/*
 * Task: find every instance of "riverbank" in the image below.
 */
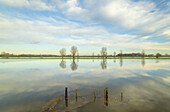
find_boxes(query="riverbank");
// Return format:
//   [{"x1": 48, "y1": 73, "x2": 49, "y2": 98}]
[{"x1": 0, "y1": 57, "x2": 170, "y2": 59}]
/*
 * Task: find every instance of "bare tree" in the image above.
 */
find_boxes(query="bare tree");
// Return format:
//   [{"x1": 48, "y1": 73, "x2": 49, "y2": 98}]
[
  {"x1": 77, "y1": 52, "x2": 79, "y2": 58},
  {"x1": 101, "y1": 47, "x2": 107, "y2": 59},
  {"x1": 1, "y1": 52, "x2": 9, "y2": 59},
  {"x1": 156, "y1": 53, "x2": 161, "y2": 58},
  {"x1": 92, "y1": 52, "x2": 94, "y2": 59},
  {"x1": 113, "y1": 52, "x2": 116, "y2": 58},
  {"x1": 120, "y1": 50, "x2": 123, "y2": 59},
  {"x1": 132, "y1": 53, "x2": 134, "y2": 58},
  {"x1": 60, "y1": 48, "x2": 66, "y2": 59},
  {"x1": 141, "y1": 50, "x2": 145, "y2": 59},
  {"x1": 70, "y1": 46, "x2": 78, "y2": 59}
]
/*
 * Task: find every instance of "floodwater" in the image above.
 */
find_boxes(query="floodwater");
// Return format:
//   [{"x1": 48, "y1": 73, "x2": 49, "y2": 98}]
[{"x1": 0, "y1": 59, "x2": 170, "y2": 112}]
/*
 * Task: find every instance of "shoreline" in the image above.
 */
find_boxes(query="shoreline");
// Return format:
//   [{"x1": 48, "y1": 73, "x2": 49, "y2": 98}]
[{"x1": 0, "y1": 57, "x2": 170, "y2": 59}]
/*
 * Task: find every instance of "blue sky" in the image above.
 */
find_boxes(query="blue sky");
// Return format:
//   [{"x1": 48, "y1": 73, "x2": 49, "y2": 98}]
[{"x1": 0, "y1": 0, "x2": 169, "y2": 55}]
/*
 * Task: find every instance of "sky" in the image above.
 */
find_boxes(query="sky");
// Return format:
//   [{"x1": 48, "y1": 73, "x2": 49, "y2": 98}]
[{"x1": 0, "y1": 0, "x2": 169, "y2": 55}]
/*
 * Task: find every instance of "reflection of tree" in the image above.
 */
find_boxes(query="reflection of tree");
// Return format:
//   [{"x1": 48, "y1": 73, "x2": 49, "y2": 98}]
[
  {"x1": 101, "y1": 59, "x2": 107, "y2": 69},
  {"x1": 70, "y1": 59, "x2": 78, "y2": 71},
  {"x1": 141, "y1": 58, "x2": 145, "y2": 67},
  {"x1": 114, "y1": 59, "x2": 116, "y2": 63},
  {"x1": 120, "y1": 58, "x2": 123, "y2": 67},
  {"x1": 59, "y1": 59, "x2": 66, "y2": 69}
]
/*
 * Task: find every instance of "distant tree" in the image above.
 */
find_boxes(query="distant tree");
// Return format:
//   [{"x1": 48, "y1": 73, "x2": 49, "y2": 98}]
[
  {"x1": 101, "y1": 47, "x2": 107, "y2": 59},
  {"x1": 114, "y1": 52, "x2": 116, "y2": 58},
  {"x1": 132, "y1": 53, "x2": 134, "y2": 58},
  {"x1": 70, "y1": 46, "x2": 78, "y2": 59},
  {"x1": 156, "y1": 53, "x2": 161, "y2": 58},
  {"x1": 92, "y1": 52, "x2": 94, "y2": 58},
  {"x1": 141, "y1": 50, "x2": 145, "y2": 59},
  {"x1": 60, "y1": 48, "x2": 66, "y2": 59},
  {"x1": 1, "y1": 52, "x2": 9, "y2": 59},
  {"x1": 120, "y1": 50, "x2": 123, "y2": 58},
  {"x1": 77, "y1": 52, "x2": 79, "y2": 58}
]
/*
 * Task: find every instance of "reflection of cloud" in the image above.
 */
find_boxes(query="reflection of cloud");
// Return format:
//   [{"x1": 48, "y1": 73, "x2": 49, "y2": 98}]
[
  {"x1": 0, "y1": 59, "x2": 169, "y2": 99},
  {"x1": 162, "y1": 76, "x2": 170, "y2": 83}
]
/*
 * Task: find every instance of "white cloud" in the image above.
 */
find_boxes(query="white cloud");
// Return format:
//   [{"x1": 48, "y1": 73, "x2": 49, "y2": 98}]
[
  {"x1": 0, "y1": 0, "x2": 56, "y2": 11},
  {"x1": 0, "y1": 0, "x2": 169, "y2": 53}
]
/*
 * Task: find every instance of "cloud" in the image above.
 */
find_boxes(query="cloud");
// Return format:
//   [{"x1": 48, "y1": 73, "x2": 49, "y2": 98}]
[
  {"x1": 0, "y1": 0, "x2": 169, "y2": 53},
  {"x1": 0, "y1": 0, "x2": 56, "y2": 11}
]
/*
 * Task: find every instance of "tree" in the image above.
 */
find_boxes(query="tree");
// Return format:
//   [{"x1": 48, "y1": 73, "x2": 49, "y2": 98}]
[
  {"x1": 156, "y1": 53, "x2": 161, "y2": 58},
  {"x1": 60, "y1": 48, "x2": 66, "y2": 59},
  {"x1": 1, "y1": 52, "x2": 9, "y2": 59},
  {"x1": 120, "y1": 50, "x2": 123, "y2": 58},
  {"x1": 141, "y1": 50, "x2": 145, "y2": 59},
  {"x1": 101, "y1": 47, "x2": 107, "y2": 59},
  {"x1": 70, "y1": 46, "x2": 78, "y2": 59},
  {"x1": 113, "y1": 52, "x2": 116, "y2": 58}
]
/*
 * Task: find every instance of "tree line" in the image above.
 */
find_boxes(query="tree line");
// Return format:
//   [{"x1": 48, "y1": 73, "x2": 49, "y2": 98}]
[{"x1": 59, "y1": 46, "x2": 162, "y2": 59}]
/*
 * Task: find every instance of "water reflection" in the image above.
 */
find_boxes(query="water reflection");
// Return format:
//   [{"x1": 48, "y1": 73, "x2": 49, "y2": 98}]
[
  {"x1": 76, "y1": 89, "x2": 78, "y2": 103},
  {"x1": 141, "y1": 58, "x2": 145, "y2": 67},
  {"x1": 114, "y1": 59, "x2": 116, "y2": 63},
  {"x1": 0, "y1": 59, "x2": 170, "y2": 112},
  {"x1": 101, "y1": 59, "x2": 107, "y2": 69},
  {"x1": 120, "y1": 58, "x2": 123, "y2": 67},
  {"x1": 70, "y1": 59, "x2": 78, "y2": 71},
  {"x1": 121, "y1": 92, "x2": 123, "y2": 102},
  {"x1": 59, "y1": 59, "x2": 66, "y2": 69},
  {"x1": 57, "y1": 59, "x2": 164, "y2": 70}
]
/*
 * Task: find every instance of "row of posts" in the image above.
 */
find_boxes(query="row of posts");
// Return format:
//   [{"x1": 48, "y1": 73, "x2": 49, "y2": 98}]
[{"x1": 65, "y1": 87, "x2": 123, "y2": 107}]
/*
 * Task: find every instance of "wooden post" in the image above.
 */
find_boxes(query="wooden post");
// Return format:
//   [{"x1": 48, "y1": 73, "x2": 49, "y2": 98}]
[
  {"x1": 94, "y1": 91, "x2": 96, "y2": 103},
  {"x1": 105, "y1": 88, "x2": 108, "y2": 106},
  {"x1": 65, "y1": 87, "x2": 68, "y2": 107}
]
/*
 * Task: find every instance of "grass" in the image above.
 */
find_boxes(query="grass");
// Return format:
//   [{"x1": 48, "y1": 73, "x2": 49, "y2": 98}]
[{"x1": 0, "y1": 56, "x2": 170, "y2": 59}]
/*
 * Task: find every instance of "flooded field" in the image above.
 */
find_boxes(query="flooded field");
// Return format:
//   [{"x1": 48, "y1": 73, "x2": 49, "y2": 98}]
[{"x1": 0, "y1": 59, "x2": 170, "y2": 112}]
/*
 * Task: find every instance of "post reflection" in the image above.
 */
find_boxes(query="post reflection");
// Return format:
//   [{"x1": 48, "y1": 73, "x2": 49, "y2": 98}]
[
  {"x1": 94, "y1": 91, "x2": 96, "y2": 103},
  {"x1": 76, "y1": 89, "x2": 78, "y2": 103},
  {"x1": 59, "y1": 59, "x2": 66, "y2": 69},
  {"x1": 70, "y1": 59, "x2": 78, "y2": 71},
  {"x1": 101, "y1": 59, "x2": 107, "y2": 69},
  {"x1": 121, "y1": 92, "x2": 123, "y2": 102}
]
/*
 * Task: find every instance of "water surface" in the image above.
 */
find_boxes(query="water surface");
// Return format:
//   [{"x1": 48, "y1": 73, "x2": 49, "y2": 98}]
[{"x1": 0, "y1": 59, "x2": 170, "y2": 112}]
